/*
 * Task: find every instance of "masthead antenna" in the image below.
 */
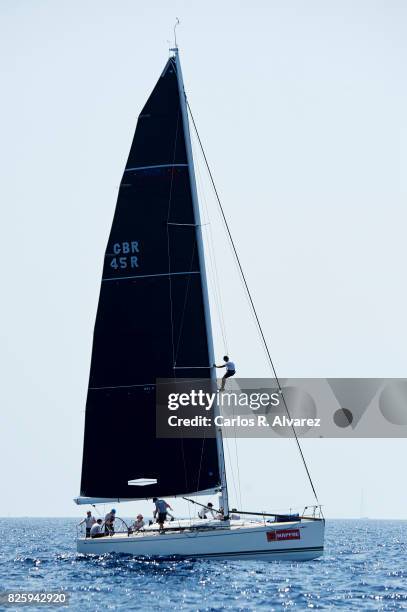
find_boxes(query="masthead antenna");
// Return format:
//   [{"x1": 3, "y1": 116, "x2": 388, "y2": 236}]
[{"x1": 174, "y1": 17, "x2": 180, "y2": 48}]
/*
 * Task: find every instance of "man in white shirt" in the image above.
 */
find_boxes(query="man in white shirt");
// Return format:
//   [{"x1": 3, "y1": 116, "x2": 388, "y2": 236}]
[
  {"x1": 79, "y1": 511, "x2": 96, "y2": 537},
  {"x1": 90, "y1": 519, "x2": 104, "y2": 538},
  {"x1": 198, "y1": 502, "x2": 215, "y2": 519},
  {"x1": 214, "y1": 356, "x2": 236, "y2": 391}
]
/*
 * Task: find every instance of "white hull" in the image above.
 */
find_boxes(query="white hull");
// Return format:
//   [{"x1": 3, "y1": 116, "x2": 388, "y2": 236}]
[{"x1": 77, "y1": 518, "x2": 324, "y2": 561}]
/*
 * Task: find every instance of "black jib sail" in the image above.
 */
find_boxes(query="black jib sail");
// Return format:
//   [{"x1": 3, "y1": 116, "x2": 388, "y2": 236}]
[{"x1": 77, "y1": 55, "x2": 221, "y2": 502}]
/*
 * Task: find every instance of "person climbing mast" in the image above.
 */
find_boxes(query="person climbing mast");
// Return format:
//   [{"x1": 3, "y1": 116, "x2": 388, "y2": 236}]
[{"x1": 214, "y1": 356, "x2": 236, "y2": 391}]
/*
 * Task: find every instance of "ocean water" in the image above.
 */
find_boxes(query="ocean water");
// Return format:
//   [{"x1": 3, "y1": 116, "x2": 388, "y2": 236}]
[{"x1": 0, "y1": 518, "x2": 406, "y2": 610}]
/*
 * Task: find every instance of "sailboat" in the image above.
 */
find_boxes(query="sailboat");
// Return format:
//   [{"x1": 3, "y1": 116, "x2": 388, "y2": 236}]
[{"x1": 74, "y1": 46, "x2": 325, "y2": 561}]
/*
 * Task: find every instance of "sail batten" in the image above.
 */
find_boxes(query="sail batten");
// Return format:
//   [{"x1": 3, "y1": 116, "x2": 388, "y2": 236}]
[
  {"x1": 124, "y1": 163, "x2": 188, "y2": 172},
  {"x1": 78, "y1": 55, "x2": 221, "y2": 501},
  {"x1": 101, "y1": 270, "x2": 200, "y2": 283}
]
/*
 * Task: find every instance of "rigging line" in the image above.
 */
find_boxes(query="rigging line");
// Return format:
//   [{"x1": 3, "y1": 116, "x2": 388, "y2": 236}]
[
  {"x1": 192, "y1": 132, "x2": 229, "y2": 355},
  {"x1": 206, "y1": 217, "x2": 229, "y2": 354},
  {"x1": 203, "y1": 216, "x2": 228, "y2": 356},
  {"x1": 223, "y1": 433, "x2": 240, "y2": 506},
  {"x1": 180, "y1": 435, "x2": 190, "y2": 509},
  {"x1": 198, "y1": 178, "x2": 229, "y2": 355},
  {"x1": 231, "y1": 388, "x2": 243, "y2": 510},
  {"x1": 172, "y1": 242, "x2": 196, "y2": 366},
  {"x1": 165, "y1": 108, "x2": 189, "y2": 498},
  {"x1": 193, "y1": 133, "x2": 228, "y2": 352},
  {"x1": 166, "y1": 109, "x2": 181, "y2": 371},
  {"x1": 171, "y1": 150, "x2": 215, "y2": 367},
  {"x1": 235, "y1": 444, "x2": 242, "y2": 511},
  {"x1": 195, "y1": 436, "x2": 207, "y2": 509},
  {"x1": 186, "y1": 100, "x2": 320, "y2": 504}
]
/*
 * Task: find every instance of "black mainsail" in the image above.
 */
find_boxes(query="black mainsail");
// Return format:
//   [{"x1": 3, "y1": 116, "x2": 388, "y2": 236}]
[{"x1": 77, "y1": 53, "x2": 223, "y2": 503}]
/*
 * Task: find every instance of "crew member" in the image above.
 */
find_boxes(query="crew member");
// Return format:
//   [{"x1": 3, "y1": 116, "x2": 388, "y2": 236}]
[
  {"x1": 132, "y1": 514, "x2": 145, "y2": 532},
  {"x1": 79, "y1": 510, "x2": 96, "y2": 538},
  {"x1": 198, "y1": 502, "x2": 215, "y2": 519},
  {"x1": 214, "y1": 356, "x2": 236, "y2": 391},
  {"x1": 153, "y1": 497, "x2": 173, "y2": 532},
  {"x1": 104, "y1": 508, "x2": 116, "y2": 535},
  {"x1": 90, "y1": 519, "x2": 104, "y2": 538}
]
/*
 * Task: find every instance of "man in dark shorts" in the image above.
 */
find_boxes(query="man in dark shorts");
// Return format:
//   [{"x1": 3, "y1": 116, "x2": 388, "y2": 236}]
[
  {"x1": 153, "y1": 497, "x2": 173, "y2": 532},
  {"x1": 214, "y1": 356, "x2": 236, "y2": 391},
  {"x1": 79, "y1": 510, "x2": 96, "y2": 537}
]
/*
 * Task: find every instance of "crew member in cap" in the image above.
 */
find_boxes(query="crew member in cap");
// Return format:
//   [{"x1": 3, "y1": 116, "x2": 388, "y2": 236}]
[{"x1": 104, "y1": 508, "x2": 116, "y2": 536}]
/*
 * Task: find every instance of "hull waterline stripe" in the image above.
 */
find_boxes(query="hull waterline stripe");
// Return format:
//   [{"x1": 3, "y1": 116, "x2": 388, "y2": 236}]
[
  {"x1": 102, "y1": 271, "x2": 200, "y2": 282},
  {"x1": 124, "y1": 164, "x2": 188, "y2": 172},
  {"x1": 185, "y1": 546, "x2": 324, "y2": 558}
]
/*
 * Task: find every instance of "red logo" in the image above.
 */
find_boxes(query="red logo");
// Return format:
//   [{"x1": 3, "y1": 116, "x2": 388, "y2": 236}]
[{"x1": 266, "y1": 529, "x2": 301, "y2": 542}]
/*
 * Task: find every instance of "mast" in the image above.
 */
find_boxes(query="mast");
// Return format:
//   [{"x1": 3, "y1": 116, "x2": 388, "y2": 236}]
[{"x1": 173, "y1": 47, "x2": 230, "y2": 518}]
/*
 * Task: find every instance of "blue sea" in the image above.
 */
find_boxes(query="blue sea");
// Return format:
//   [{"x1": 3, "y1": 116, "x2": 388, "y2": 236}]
[{"x1": 0, "y1": 519, "x2": 406, "y2": 610}]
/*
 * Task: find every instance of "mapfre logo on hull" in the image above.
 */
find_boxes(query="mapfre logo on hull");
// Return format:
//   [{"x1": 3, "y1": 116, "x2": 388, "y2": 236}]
[{"x1": 266, "y1": 528, "x2": 301, "y2": 542}]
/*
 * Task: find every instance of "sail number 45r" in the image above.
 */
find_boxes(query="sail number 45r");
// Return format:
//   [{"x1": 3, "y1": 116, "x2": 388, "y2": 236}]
[{"x1": 109, "y1": 241, "x2": 139, "y2": 270}]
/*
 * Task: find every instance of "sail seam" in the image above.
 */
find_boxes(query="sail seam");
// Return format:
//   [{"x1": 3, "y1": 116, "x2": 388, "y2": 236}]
[
  {"x1": 102, "y1": 271, "x2": 200, "y2": 282},
  {"x1": 173, "y1": 366, "x2": 211, "y2": 369},
  {"x1": 124, "y1": 163, "x2": 188, "y2": 172},
  {"x1": 89, "y1": 383, "x2": 156, "y2": 390},
  {"x1": 89, "y1": 377, "x2": 213, "y2": 390}
]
